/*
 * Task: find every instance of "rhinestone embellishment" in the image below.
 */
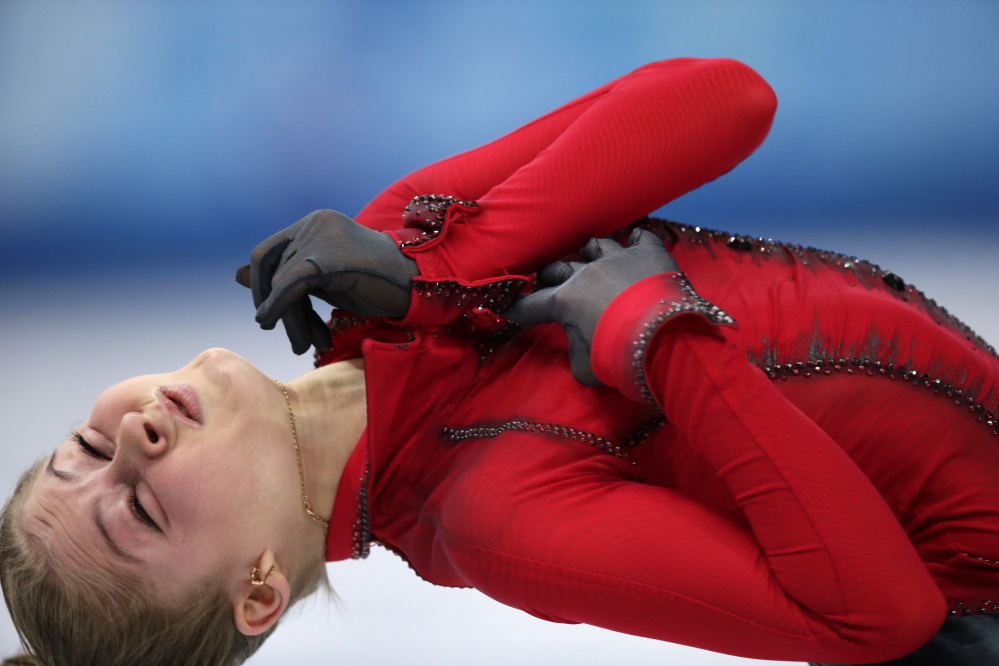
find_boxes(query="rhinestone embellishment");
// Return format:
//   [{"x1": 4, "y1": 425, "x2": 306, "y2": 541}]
[
  {"x1": 758, "y1": 357, "x2": 998, "y2": 438},
  {"x1": 399, "y1": 194, "x2": 478, "y2": 249},
  {"x1": 442, "y1": 415, "x2": 666, "y2": 464},
  {"x1": 631, "y1": 273, "x2": 736, "y2": 406},
  {"x1": 949, "y1": 599, "x2": 999, "y2": 617},
  {"x1": 647, "y1": 218, "x2": 996, "y2": 360},
  {"x1": 412, "y1": 278, "x2": 527, "y2": 312},
  {"x1": 351, "y1": 454, "x2": 371, "y2": 560}
]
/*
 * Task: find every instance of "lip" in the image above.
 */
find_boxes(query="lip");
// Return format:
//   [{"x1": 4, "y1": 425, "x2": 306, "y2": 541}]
[{"x1": 156, "y1": 385, "x2": 204, "y2": 427}]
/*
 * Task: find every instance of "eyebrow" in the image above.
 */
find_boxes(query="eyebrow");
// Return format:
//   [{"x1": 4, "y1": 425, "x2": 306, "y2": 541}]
[
  {"x1": 94, "y1": 506, "x2": 144, "y2": 563},
  {"x1": 46, "y1": 451, "x2": 73, "y2": 480},
  {"x1": 47, "y1": 450, "x2": 144, "y2": 564}
]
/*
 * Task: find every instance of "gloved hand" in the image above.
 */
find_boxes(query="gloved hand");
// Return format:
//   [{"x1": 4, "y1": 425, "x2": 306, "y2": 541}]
[
  {"x1": 236, "y1": 209, "x2": 419, "y2": 354},
  {"x1": 505, "y1": 229, "x2": 679, "y2": 385}
]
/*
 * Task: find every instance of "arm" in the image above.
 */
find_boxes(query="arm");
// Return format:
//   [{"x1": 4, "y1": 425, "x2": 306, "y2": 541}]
[
  {"x1": 491, "y1": 235, "x2": 946, "y2": 662},
  {"x1": 594, "y1": 275, "x2": 945, "y2": 658},
  {"x1": 362, "y1": 58, "x2": 775, "y2": 287},
  {"x1": 243, "y1": 60, "x2": 775, "y2": 349}
]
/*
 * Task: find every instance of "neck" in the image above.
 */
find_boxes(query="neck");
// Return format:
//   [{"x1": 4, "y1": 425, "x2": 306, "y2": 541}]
[{"x1": 283, "y1": 358, "x2": 367, "y2": 530}]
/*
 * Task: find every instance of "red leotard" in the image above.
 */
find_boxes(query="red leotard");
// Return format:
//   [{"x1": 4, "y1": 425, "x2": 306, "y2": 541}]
[{"x1": 316, "y1": 59, "x2": 999, "y2": 663}]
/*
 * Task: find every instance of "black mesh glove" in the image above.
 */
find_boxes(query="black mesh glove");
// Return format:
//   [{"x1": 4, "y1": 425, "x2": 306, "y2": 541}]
[
  {"x1": 505, "y1": 229, "x2": 680, "y2": 385},
  {"x1": 236, "y1": 209, "x2": 419, "y2": 354}
]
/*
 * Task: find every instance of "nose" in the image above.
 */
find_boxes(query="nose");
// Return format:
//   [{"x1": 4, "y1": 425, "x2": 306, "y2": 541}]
[{"x1": 118, "y1": 411, "x2": 167, "y2": 463}]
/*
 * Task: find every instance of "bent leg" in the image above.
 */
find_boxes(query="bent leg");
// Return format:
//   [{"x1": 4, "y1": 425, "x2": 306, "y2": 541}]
[{"x1": 810, "y1": 615, "x2": 999, "y2": 666}]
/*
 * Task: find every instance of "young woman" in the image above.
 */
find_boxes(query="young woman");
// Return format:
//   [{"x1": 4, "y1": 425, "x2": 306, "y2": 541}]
[{"x1": 3, "y1": 58, "x2": 997, "y2": 666}]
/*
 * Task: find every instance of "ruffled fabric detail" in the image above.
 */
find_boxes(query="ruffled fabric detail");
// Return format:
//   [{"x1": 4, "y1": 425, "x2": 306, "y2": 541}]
[
  {"x1": 397, "y1": 194, "x2": 478, "y2": 248},
  {"x1": 394, "y1": 195, "x2": 529, "y2": 327}
]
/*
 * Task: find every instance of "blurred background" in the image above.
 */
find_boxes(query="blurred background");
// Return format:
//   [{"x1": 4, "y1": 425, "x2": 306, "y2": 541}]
[{"x1": 1, "y1": 1, "x2": 996, "y2": 664}]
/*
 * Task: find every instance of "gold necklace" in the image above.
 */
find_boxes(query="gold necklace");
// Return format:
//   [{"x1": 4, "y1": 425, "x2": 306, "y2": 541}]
[{"x1": 273, "y1": 379, "x2": 330, "y2": 529}]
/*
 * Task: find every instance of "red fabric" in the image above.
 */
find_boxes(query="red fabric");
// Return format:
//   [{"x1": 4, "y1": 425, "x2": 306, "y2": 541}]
[{"x1": 320, "y1": 59, "x2": 999, "y2": 663}]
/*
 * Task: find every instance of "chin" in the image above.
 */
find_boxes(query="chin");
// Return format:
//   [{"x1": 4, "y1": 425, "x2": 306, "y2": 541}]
[
  {"x1": 195, "y1": 347, "x2": 243, "y2": 362},
  {"x1": 192, "y1": 347, "x2": 257, "y2": 371},
  {"x1": 190, "y1": 348, "x2": 266, "y2": 392}
]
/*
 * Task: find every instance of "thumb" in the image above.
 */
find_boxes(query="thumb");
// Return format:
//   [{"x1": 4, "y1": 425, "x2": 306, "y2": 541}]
[
  {"x1": 504, "y1": 289, "x2": 557, "y2": 327},
  {"x1": 235, "y1": 264, "x2": 251, "y2": 289}
]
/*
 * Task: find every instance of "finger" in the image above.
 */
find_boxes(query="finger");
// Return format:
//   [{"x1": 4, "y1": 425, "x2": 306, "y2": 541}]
[
  {"x1": 580, "y1": 237, "x2": 624, "y2": 263},
  {"x1": 537, "y1": 261, "x2": 584, "y2": 288},
  {"x1": 628, "y1": 228, "x2": 680, "y2": 272},
  {"x1": 629, "y1": 227, "x2": 663, "y2": 249},
  {"x1": 278, "y1": 298, "x2": 316, "y2": 355},
  {"x1": 537, "y1": 261, "x2": 573, "y2": 287},
  {"x1": 250, "y1": 239, "x2": 292, "y2": 309},
  {"x1": 565, "y1": 328, "x2": 602, "y2": 386},
  {"x1": 307, "y1": 309, "x2": 332, "y2": 352},
  {"x1": 235, "y1": 264, "x2": 251, "y2": 289},
  {"x1": 255, "y1": 261, "x2": 322, "y2": 328},
  {"x1": 503, "y1": 289, "x2": 557, "y2": 326},
  {"x1": 570, "y1": 357, "x2": 602, "y2": 386}
]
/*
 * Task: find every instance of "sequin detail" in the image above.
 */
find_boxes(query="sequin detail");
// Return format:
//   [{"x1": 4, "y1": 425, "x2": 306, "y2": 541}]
[
  {"x1": 326, "y1": 316, "x2": 372, "y2": 332},
  {"x1": 412, "y1": 278, "x2": 527, "y2": 312},
  {"x1": 759, "y1": 357, "x2": 998, "y2": 438},
  {"x1": 439, "y1": 307, "x2": 524, "y2": 364},
  {"x1": 949, "y1": 599, "x2": 999, "y2": 617},
  {"x1": 351, "y1": 454, "x2": 371, "y2": 560},
  {"x1": 962, "y1": 552, "x2": 999, "y2": 565},
  {"x1": 442, "y1": 415, "x2": 666, "y2": 464},
  {"x1": 631, "y1": 273, "x2": 736, "y2": 406},
  {"x1": 400, "y1": 193, "x2": 528, "y2": 324},
  {"x1": 644, "y1": 219, "x2": 997, "y2": 360},
  {"x1": 399, "y1": 194, "x2": 478, "y2": 248},
  {"x1": 371, "y1": 537, "x2": 469, "y2": 588}
]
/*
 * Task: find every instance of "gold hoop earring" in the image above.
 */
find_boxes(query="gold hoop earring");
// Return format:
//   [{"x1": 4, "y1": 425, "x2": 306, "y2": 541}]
[{"x1": 249, "y1": 565, "x2": 275, "y2": 587}]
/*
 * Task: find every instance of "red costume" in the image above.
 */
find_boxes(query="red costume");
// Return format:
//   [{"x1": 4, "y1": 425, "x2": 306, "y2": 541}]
[{"x1": 316, "y1": 59, "x2": 999, "y2": 663}]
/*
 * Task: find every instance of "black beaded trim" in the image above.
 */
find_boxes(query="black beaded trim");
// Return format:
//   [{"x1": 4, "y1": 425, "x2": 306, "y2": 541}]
[
  {"x1": 351, "y1": 454, "x2": 371, "y2": 560},
  {"x1": 399, "y1": 194, "x2": 478, "y2": 249},
  {"x1": 620, "y1": 415, "x2": 669, "y2": 447},
  {"x1": 442, "y1": 415, "x2": 666, "y2": 465},
  {"x1": 645, "y1": 218, "x2": 997, "y2": 360},
  {"x1": 632, "y1": 273, "x2": 736, "y2": 406},
  {"x1": 962, "y1": 551, "x2": 999, "y2": 565},
  {"x1": 326, "y1": 316, "x2": 372, "y2": 332},
  {"x1": 371, "y1": 537, "x2": 472, "y2": 588},
  {"x1": 413, "y1": 277, "x2": 527, "y2": 311},
  {"x1": 425, "y1": 310, "x2": 524, "y2": 364},
  {"x1": 467, "y1": 313, "x2": 523, "y2": 364},
  {"x1": 949, "y1": 599, "x2": 999, "y2": 617},
  {"x1": 760, "y1": 356, "x2": 998, "y2": 438}
]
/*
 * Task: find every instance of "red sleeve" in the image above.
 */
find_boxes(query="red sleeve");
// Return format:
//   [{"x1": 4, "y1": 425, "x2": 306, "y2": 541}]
[
  {"x1": 354, "y1": 58, "x2": 777, "y2": 326},
  {"x1": 433, "y1": 276, "x2": 947, "y2": 663},
  {"x1": 592, "y1": 274, "x2": 946, "y2": 659}
]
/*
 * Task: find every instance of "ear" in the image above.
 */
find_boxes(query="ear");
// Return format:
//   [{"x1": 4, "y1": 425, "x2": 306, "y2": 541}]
[{"x1": 232, "y1": 550, "x2": 291, "y2": 636}]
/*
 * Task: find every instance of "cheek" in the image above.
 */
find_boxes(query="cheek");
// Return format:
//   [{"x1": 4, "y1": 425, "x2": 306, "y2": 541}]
[
  {"x1": 156, "y1": 442, "x2": 267, "y2": 530},
  {"x1": 152, "y1": 455, "x2": 225, "y2": 531}
]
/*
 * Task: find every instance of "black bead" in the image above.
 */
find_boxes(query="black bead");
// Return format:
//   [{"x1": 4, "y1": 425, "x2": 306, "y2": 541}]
[
  {"x1": 726, "y1": 236, "x2": 753, "y2": 251},
  {"x1": 881, "y1": 271, "x2": 905, "y2": 291}
]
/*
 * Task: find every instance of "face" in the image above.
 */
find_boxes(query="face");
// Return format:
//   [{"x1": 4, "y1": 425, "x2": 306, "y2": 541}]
[{"x1": 21, "y1": 348, "x2": 303, "y2": 604}]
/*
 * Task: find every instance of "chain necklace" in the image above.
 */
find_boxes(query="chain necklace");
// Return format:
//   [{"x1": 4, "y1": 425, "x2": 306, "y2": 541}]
[{"x1": 273, "y1": 379, "x2": 330, "y2": 529}]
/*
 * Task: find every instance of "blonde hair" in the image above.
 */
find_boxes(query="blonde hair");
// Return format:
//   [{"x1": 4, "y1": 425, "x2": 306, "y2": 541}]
[{"x1": 1, "y1": 459, "x2": 330, "y2": 665}]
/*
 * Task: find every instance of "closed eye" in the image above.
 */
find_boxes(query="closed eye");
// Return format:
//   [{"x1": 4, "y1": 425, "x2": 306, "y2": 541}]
[
  {"x1": 129, "y1": 489, "x2": 160, "y2": 531},
  {"x1": 71, "y1": 430, "x2": 160, "y2": 532},
  {"x1": 73, "y1": 431, "x2": 111, "y2": 461}
]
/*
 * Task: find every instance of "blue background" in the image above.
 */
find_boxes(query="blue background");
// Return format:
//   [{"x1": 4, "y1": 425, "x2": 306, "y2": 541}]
[{"x1": 2, "y1": 1, "x2": 997, "y2": 278}]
